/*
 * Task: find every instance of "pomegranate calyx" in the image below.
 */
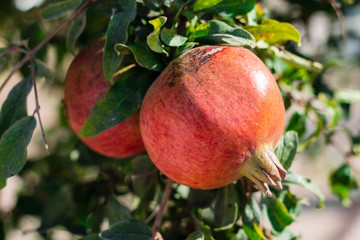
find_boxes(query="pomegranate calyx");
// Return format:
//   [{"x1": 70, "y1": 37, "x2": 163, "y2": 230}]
[{"x1": 239, "y1": 145, "x2": 287, "y2": 197}]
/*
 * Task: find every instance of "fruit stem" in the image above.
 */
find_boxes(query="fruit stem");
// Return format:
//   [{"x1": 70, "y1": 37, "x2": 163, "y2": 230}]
[{"x1": 239, "y1": 145, "x2": 287, "y2": 197}]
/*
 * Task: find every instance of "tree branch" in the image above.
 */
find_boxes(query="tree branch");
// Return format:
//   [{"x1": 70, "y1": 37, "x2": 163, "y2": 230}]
[
  {"x1": 0, "y1": 0, "x2": 93, "y2": 93},
  {"x1": 327, "y1": 0, "x2": 347, "y2": 40},
  {"x1": 152, "y1": 179, "x2": 173, "y2": 240}
]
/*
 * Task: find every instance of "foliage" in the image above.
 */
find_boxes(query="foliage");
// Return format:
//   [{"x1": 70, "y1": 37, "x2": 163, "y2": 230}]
[{"x1": 0, "y1": 0, "x2": 360, "y2": 239}]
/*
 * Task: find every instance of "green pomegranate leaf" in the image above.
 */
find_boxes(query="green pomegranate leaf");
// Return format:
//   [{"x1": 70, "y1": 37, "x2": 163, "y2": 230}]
[
  {"x1": 41, "y1": 0, "x2": 83, "y2": 20},
  {"x1": 264, "y1": 197, "x2": 293, "y2": 232},
  {"x1": 103, "y1": 0, "x2": 136, "y2": 83},
  {"x1": 242, "y1": 225, "x2": 265, "y2": 240},
  {"x1": 193, "y1": 0, "x2": 223, "y2": 11},
  {"x1": 80, "y1": 67, "x2": 156, "y2": 137},
  {"x1": 286, "y1": 112, "x2": 306, "y2": 139},
  {"x1": 35, "y1": 59, "x2": 55, "y2": 84},
  {"x1": 285, "y1": 172, "x2": 325, "y2": 208},
  {"x1": 190, "y1": 20, "x2": 255, "y2": 47},
  {"x1": 186, "y1": 231, "x2": 205, "y2": 240},
  {"x1": 114, "y1": 43, "x2": 165, "y2": 72},
  {"x1": 275, "y1": 131, "x2": 298, "y2": 170},
  {"x1": 334, "y1": 89, "x2": 360, "y2": 104},
  {"x1": 0, "y1": 116, "x2": 36, "y2": 189},
  {"x1": 245, "y1": 19, "x2": 301, "y2": 45},
  {"x1": 106, "y1": 197, "x2": 132, "y2": 225},
  {"x1": 66, "y1": 12, "x2": 86, "y2": 54},
  {"x1": 160, "y1": 27, "x2": 188, "y2": 47},
  {"x1": 0, "y1": 78, "x2": 32, "y2": 136},
  {"x1": 100, "y1": 219, "x2": 152, "y2": 240},
  {"x1": 147, "y1": 16, "x2": 168, "y2": 55},
  {"x1": 203, "y1": 0, "x2": 256, "y2": 17},
  {"x1": 213, "y1": 184, "x2": 239, "y2": 230},
  {"x1": 330, "y1": 163, "x2": 358, "y2": 207}
]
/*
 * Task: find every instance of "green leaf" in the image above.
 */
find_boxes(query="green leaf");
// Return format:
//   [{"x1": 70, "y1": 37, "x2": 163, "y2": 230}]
[
  {"x1": 0, "y1": 116, "x2": 36, "y2": 189},
  {"x1": 80, "y1": 67, "x2": 155, "y2": 137},
  {"x1": 286, "y1": 112, "x2": 306, "y2": 138},
  {"x1": 0, "y1": 78, "x2": 32, "y2": 136},
  {"x1": 264, "y1": 197, "x2": 293, "y2": 232},
  {"x1": 100, "y1": 219, "x2": 152, "y2": 240},
  {"x1": 147, "y1": 16, "x2": 168, "y2": 55},
  {"x1": 285, "y1": 172, "x2": 325, "y2": 208},
  {"x1": 35, "y1": 59, "x2": 55, "y2": 84},
  {"x1": 330, "y1": 163, "x2": 358, "y2": 206},
  {"x1": 114, "y1": 43, "x2": 165, "y2": 72},
  {"x1": 104, "y1": 0, "x2": 137, "y2": 82},
  {"x1": 79, "y1": 234, "x2": 102, "y2": 240},
  {"x1": 186, "y1": 231, "x2": 205, "y2": 240},
  {"x1": 242, "y1": 225, "x2": 265, "y2": 240},
  {"x1": 160, "y1": 27, "x2": 188, "y2": 47},
  {"x1": 106, "y1": 198, "x2": 132, "y2": 225},
  {"x1": 334, "y1": 89, "x2": 360, "y2": 104},
  {"x1": 66, "y1": 12, "x2": 86, "y2": 54},
  {"x1": 213, "y1": 184, "x2": 239, "y2": 230},
  {"x1": 245, "y1": 19, "x2": 301, "y2": 45},
  {"x1": 190, "y1": 20, "x2": 255, "y2": 47},
  {"x1": 41, "y1": 0, "x2": 83, "y2": 20},
  {"x1": 275, "y1": 131, "x2": 298, "y2": 170},
  {"x1": 204, "y1": 0, "x2": 256, "y2": 17},
  {"x1": 193, "y1": 0, "x2": 223, "y2": 11}
]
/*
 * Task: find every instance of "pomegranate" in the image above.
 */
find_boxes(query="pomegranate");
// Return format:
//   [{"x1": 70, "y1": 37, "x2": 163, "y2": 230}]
[
  {"x1": 140, "y1": 46, "x2": 286, "y2": 196},
  {"x1": 64, "y1": 40, "x2": 145, "y2": 158}
]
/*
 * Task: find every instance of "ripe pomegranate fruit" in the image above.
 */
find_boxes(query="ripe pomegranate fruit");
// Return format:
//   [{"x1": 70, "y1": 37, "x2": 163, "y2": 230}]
[
  {"x1": 64, "y1": 40, "x2": 145, "y2": 158},
  {"x1": 140, "y1": 46, "x2": 286, "y2": 196}
]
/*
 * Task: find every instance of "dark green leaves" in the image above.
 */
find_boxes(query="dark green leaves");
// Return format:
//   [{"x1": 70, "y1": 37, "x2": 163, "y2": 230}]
[
  {"x1": 190, "y1": 20, "x2": 255, "y2": 47},
  {"x1": 115, "y1": 44, "x2": 165, "y2": 72},
  {"x1": 330, "y1": 163, "x2": 358, "y2": 206},
  {"x1": 213, "y1": 185, "x2": 239, "y2": 230},
  {"x1": 186, "y1": 231, "x2": 205, "y2": 240},
  {"x1": 245, "y1": 19, "x2": 301, "y2": 45},
  {"x1": 0, "y1": 116, "x2": 36, "y2": 188},
  {"x1": 285, "y1": 172, "x2": 325, "y2": 208},
  {"x1": 103, "y1": 0, "x2": 137, "y2": 82},
  {"x1": 161, "y1": 27, "x2": 188, "y2": 47},
  {"x1": 201, "y1": 0, "x2": 256, "y2": 17},
  {"x1": 41, "y1": 0, "x2": 83, "y2": 20},
  {"x1": 264, "y1": 197, "x2": 293, "y2": 232},
  {"x1": 193, "y1": 0, "x2": 223, "y2": 12},
  {"x1": 35, "y1": 59, "x2": 55, "y2": 84},
  {"x1": 0, "y1": 78, "x2": 32, "y2": 136},
  {"x1": 80, "y1": 67, "x2": 156, "y2": 137},
  {"x1": 100, "y1": 220, "x2": 152, "y2": 240},
  {"x1": 67, "y1": 12, "x2": 87, "y2": 54},
  {"x1": 147, "y1": 16, "x2": 168, "y2": 55},
  {"x1": 275, "y1": 131, "x2": 298, "y2": 170}
]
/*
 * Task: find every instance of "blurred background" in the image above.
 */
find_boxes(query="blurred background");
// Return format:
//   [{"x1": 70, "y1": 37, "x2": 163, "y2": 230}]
[{"x1": 1, "y1": 0, "x2": 360, "y2": 239}]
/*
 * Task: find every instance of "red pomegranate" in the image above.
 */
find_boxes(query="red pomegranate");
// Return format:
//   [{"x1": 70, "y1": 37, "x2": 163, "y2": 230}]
[
  {"x1": 64, "y1": 40, "x2": 145, "y2": 158},
  {"x1": 140, "y1": 46, "x2": 286, "y2": 196}
]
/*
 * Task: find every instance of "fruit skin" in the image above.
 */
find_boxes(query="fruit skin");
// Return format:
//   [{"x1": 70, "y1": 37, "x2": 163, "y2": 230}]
[
  {"x1": 140, "y1": 45, "x2": 286, "y2": 196},
  {"x1": 64, "y1": 40, "x2": 145, "y2": 158}
]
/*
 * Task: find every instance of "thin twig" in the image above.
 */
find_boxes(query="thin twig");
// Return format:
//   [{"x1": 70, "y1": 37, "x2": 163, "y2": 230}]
[
  {"x1": 327, "y1": 0, "x2": 347, "y2": 40},
  {"x1": 152, "y1": 179, "x2": 173, "y2": 240},
  {"x1": 0, "y1": 0, "x2": 93, "y2": 93},
  {"x1": 30, "y1": 55, "x2": 49, "y2": 154}
]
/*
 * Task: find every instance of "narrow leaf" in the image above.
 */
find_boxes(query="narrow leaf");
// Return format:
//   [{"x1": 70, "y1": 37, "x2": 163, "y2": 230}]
[
  {"x1": 0, "y1": 116, "x2": 36, "y2": 188},
  {"x1": 330, "y1": 163, "x2": 357, "y2": 206},
  {"x1": 0, "y1": 78, "x2": 32, "y2": 136},
  {"x1": 41, "y1": 0, "x2": 83, "y2": 20},
  {"x1": 66, "y1": 12, "x2": 86, "y2": 54},
  {"x1": 245, "y1": 19, "x2": 301, "y2": 45},
  {"x1": 275, "y1": 131, "x2": 298, "y2": 170},
  {"x1": 205, "y1": 0, "x2": 256, "y2": 17},
  {"x1": 147, "y1": 16, "x2": 168, "y2": 55},
  {"x1": 186, "y1": 231, "x2": 205, "y2": 240},
  {"x1": 193, "y1": 0, "x2": 223, "y2": 11},
  {"x1": 103, "y1": 0, "x2": 137, "y2": 82},
  {"x1": 190, "y1": 20, "x2": 255, "y2": 47},
  {"x1": 264, "y1": 197, "x2": 293, "y2": 232},
  {"x1": 106, "y1": 198, "x2": 132, "y2": 225},
  {"x1": 35, "y1": 59, "x2": 55, "y2": 84},
  {"x1": 80, "y1": 67, "x2": 156, "y2": 137},
  {"x1": 100, "y1": 220, "x2": 152, "y2": 240},
  {"x1": 115, "y1": 43, "x2": 165, "y2": 72},
  {"x1": 160, "y1": 27, "x2": 188, "y2": 47},
  {"x1": 242, "y1": 225, "x2": 264, "y2": 240},
  {"x1": 285, "y1": 172, "x2": 325, "y2": 208}
]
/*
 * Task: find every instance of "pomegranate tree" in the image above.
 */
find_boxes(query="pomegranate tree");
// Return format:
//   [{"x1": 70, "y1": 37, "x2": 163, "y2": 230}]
[
  {"x1": 64, "y1": 40, "x2": 145, "y2": 158},
  {"x1": 140, "y1": 46, "x2": 286, "y2": 196}
]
